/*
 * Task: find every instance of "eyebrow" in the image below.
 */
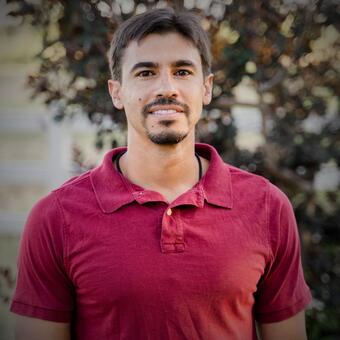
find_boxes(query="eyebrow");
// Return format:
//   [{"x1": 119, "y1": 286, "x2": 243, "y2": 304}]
[
  {"x1": 130, "y1": 62, "x2": 158, "y2": 74},
  {"x1": 172, "y1": 59, "x2": 197, "y2": 70},
  {"x1": 130, "y1": 59, "x2": 197, "y2": 74}
]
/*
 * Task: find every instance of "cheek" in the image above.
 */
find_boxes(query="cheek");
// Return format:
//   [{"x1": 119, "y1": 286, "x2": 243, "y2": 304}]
[
  {"x1": 122, "y1": 92, "x2": 138, "y2": 109},
  {"x1": 122, "y1": 85, "x2": 145, "y2": 105},
  {"x1": 190, "y1": 82, "x2": 205, "y2": 99},
  {"x1": 189, "y1": 87, "x2": 205, "y2": 110}
]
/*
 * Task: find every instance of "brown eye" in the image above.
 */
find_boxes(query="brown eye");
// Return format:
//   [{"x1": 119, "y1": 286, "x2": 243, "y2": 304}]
[
  {"x1": 137, "y1": 70, "x2": 154, "y2": 77},
  {"x1": 175, "y1": 69, "x2": 192, "y2": 76}
]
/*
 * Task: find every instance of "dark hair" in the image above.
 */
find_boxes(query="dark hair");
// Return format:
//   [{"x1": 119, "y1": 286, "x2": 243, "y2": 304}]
[{"x1": 108, "y1": 8, "x2": 211, "y2": 81}]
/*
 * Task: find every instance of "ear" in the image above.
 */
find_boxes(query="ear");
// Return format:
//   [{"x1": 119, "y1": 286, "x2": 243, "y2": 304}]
[
  {"x1": 203, "y1": 73, "x2": 214, "y2": 106},
  {"x1": 108, "y1": 79, "x2": 124, "y2": 110}
]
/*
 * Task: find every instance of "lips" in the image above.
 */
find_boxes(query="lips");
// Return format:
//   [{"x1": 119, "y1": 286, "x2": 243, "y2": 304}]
[
  {"x1": 142, "y1": 98, "x2": 189, "y2": 117},
  {"x1": 148, "y1": 105, "x2": 184, "y2": 115}
]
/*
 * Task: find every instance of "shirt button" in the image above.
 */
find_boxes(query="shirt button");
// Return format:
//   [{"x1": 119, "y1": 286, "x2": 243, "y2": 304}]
[{"x1": 166, "y1": 208, "x2": 172, "y2": 216}]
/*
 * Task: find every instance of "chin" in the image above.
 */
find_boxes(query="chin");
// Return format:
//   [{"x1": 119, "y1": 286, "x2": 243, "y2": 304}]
[{"x1": 147, "y1": 131, "x2": 188, "y2": 145}]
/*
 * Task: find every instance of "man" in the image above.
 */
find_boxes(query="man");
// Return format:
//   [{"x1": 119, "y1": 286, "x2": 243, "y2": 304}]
[{"x1": 11, "y1": 7, "x2": 311, "y2": 340}]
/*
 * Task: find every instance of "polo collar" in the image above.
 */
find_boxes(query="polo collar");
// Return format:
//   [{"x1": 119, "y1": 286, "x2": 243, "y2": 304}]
[
  {"x1": 195, "y1": 143, "x2": 233, "y2": 209},
  {"x1": 90, "y1": 147, "x2": 133, "y2": 213},
  {"x1": 90, "y1": 144, "x2": 233, "y2": 214}
]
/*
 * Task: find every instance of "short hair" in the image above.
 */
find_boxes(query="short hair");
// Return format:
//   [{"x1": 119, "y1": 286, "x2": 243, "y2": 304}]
[{"x1": 108, "y1": 8, "x2": 212, "y2": 81}]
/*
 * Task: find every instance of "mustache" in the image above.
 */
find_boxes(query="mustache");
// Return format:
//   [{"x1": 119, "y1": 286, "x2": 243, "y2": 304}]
[{"x1": 142, "y1": 97, "x2": 190, "y2": 116}]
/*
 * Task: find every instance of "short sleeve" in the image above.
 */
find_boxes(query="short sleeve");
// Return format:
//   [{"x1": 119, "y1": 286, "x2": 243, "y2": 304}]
[
  {"x1": 254, "y1": 183, "x2": 312, "y2": 323},
  {"x1": 10, "y1": 192, "x2": 73, "y2": 322}
]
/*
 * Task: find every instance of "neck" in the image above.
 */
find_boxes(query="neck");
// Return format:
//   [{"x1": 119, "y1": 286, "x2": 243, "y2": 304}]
[{"x1": 119, "y1": 132, "x2": 207, "y2": 202}]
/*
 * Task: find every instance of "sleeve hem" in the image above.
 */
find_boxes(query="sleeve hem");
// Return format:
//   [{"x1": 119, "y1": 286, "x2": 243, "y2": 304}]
[
  {"x1": 255, "y1": 290, "x2": 312, "y2": 323},
  {"x1": 10, "y1": 301, "x2": 72, "y2": 323}
]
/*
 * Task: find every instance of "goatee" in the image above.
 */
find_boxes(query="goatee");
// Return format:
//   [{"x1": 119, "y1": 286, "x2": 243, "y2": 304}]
[
  {"x1": 147, "y1": 131, "x2": 188, "y2": 145},
  {"x1": 142, "y1": 96, "x2": 190, "y2": 145}
]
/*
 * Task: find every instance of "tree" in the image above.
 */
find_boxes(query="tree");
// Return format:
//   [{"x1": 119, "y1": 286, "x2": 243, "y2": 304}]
[{"x1": 7, "y1": 0, "x2": 340, "y2": 338}]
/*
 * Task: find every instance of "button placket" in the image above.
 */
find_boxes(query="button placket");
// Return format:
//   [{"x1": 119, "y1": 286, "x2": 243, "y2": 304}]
[{"x1": 161, "y1": 207, "x2": 185, "y2": 253}]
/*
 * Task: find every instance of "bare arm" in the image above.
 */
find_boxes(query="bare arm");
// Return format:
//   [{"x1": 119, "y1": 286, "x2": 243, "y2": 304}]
[
  {"x1": 257, "y1": 311, "x2": 308, "y2": 340},
  {"x1": 13, "y1": 315, "x2": 71, "y2": 340}
]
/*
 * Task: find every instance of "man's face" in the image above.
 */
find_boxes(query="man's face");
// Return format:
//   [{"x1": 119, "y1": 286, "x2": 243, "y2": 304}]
[{"x1": 108, "y1": 32, "x2": 213, "y2": 145}]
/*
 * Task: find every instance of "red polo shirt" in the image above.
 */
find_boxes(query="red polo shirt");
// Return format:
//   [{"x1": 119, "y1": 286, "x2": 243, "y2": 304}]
[{"x1": 11, "y1": 143, "x2": 311, "y2": 339}]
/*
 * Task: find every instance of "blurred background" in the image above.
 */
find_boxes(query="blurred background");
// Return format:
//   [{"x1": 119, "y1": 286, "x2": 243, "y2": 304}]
[{"x1": 0, "y1": 0, "x2": 339, "y2": 339}]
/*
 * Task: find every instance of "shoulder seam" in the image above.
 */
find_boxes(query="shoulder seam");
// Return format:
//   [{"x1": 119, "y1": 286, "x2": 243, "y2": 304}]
[
  {"x1": 265, "y1": 181, "x2": 274, "y2": 264},
  {"x1": 52, "y1": 191, "x2": 70, "y2": 276}
]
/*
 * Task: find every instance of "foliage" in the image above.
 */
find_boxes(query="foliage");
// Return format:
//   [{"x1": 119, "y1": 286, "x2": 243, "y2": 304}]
[{"x1": 7, "y1": 0, "x2": 340, "y2": 338}]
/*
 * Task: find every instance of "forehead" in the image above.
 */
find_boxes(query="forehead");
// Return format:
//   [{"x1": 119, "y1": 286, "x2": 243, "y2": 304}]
[{"x1": 121, "y1": 32, "x2": 202, "y2": 72}]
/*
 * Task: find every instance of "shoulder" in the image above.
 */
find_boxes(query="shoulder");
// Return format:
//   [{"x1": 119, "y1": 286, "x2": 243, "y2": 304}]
[
  {"x1": 227, "y1": 164, "x2": 290, "y2": 206},
  {"x1": 226, "y1": 164, "x2": 270, "y2": 205},
  {"x1": 26, "y1": 170, "x2": 94, "y2": 229},
  {"x1": 53, "y1": 169, "x2": 92, "y2": 196},
  {"x1": 51, "y1": 169, "x2": 97, "y2": 209},
  {"x1": 228, "y1": 164, "x2": 269, "y2": 187}
]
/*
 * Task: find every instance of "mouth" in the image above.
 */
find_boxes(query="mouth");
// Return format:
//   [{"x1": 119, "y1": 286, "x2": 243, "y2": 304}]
[{"x1": 148, "y1": 105, "x2": 184, "y2": 116}]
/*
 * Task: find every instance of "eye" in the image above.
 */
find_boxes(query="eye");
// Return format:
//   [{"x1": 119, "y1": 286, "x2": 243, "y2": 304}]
[
  {"x1": 136, "y1": 70, "x2": 154, "y2": 78},
  {"x1": 175, "y1": 69, "x2": 192, "y2": 76}
]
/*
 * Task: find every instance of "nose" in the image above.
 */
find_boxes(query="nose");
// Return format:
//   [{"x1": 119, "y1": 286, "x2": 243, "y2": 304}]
[{"x1": 156, "y1": 72, "x2": 178, "y2": 98}]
